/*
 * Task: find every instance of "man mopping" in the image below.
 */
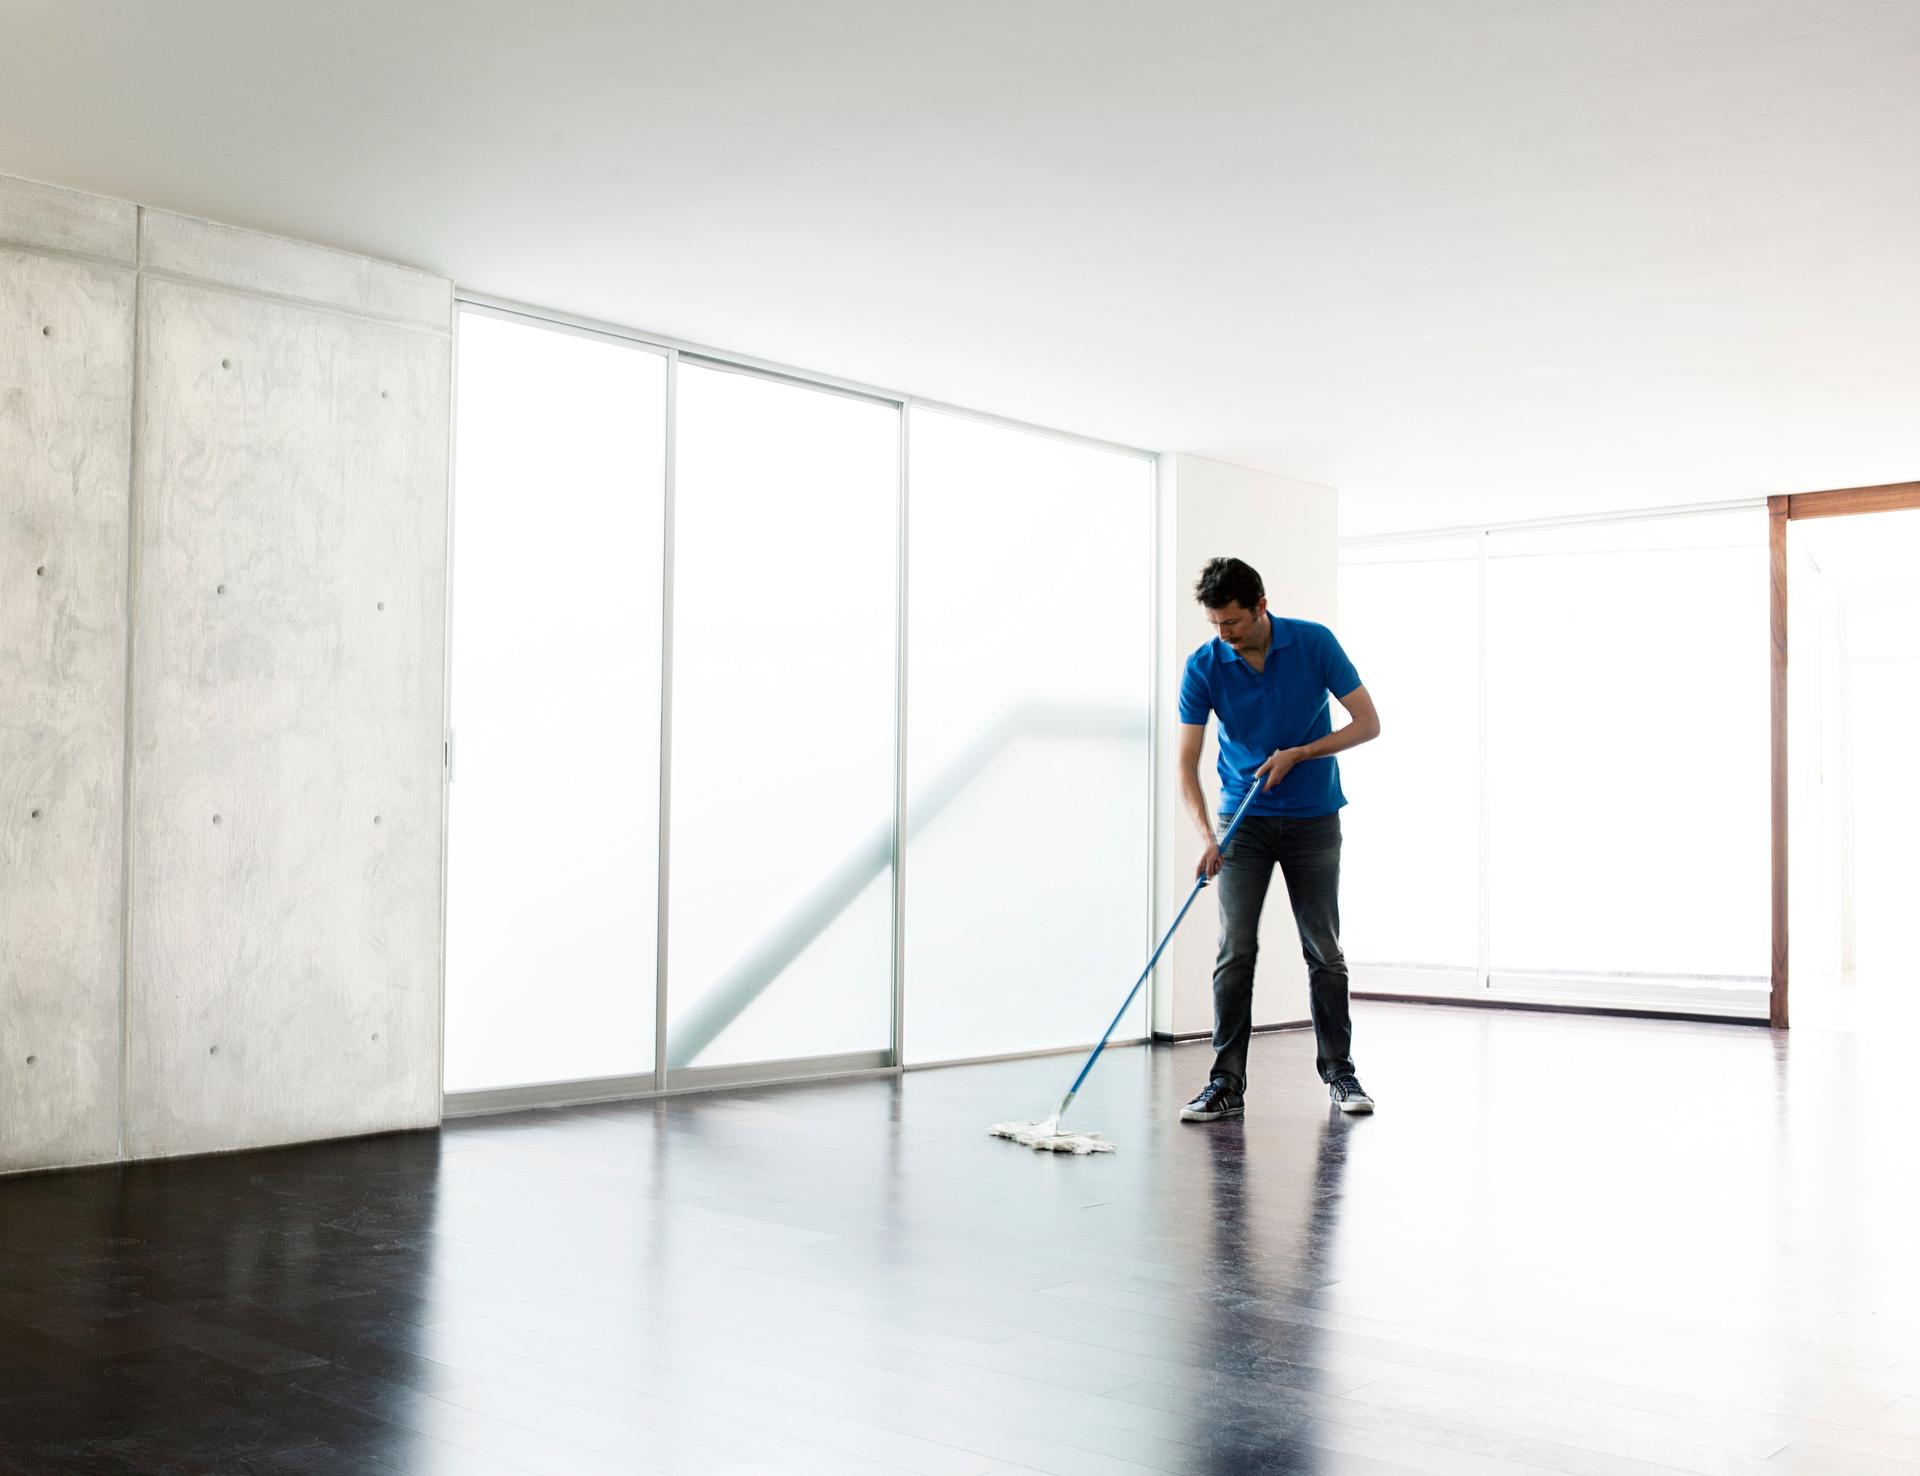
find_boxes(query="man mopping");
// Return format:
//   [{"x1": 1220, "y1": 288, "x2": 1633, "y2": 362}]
[{"x1": 1176, "y1": 557, "x2": 1382, "y2": 1121}]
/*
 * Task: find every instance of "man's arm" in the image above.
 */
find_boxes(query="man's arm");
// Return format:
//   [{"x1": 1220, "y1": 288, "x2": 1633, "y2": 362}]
[
  {"x1": 1252, "y1": 684, "x2": 1383, "y2": 791},
  {"x1": 1177, "y1": 722, "x2": 1225, "y2": 878}
]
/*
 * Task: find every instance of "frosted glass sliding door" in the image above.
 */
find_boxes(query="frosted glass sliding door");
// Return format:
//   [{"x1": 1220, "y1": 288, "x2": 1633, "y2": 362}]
[
  {"x1": 1484, "y1": 510, "x2": 1768, "y2": 985},
  {"x1": 1338, "y1": 539, "x2": 1479, "y2": 974},
  {"x1": 665, "y1": 365, "x2": 899, "y2": 1071},
  {"x1": 445, "y1": 311, "x2": 667, "y2": 1091},
  {"x1": 904, "y1": 409, "x2": 1152, "y2": 1064}
]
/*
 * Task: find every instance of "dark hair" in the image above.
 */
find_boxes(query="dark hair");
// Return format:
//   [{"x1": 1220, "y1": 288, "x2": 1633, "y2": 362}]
[{"x1": 1194, "y1": 557, "x2": 1264, "y2": 610}]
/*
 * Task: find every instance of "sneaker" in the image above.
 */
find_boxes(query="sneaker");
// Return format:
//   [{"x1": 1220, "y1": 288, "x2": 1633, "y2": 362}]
[
  {"x1": 1179, "y1": 1081, "x2": 1244, "y2": 1122},
  {"x1": 1329, "y1": 1074, "x2": 1374, "y2": 1114}
]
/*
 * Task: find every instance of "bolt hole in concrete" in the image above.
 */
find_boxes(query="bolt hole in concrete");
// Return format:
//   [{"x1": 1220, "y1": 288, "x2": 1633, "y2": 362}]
[
  {"x1": 216, "y1": 584, "x2": 226, "y2": 595},
  {"x1": 30, "y1": 809, "x2": 40, "y2": 820},
  {"x1": 373, "y1": 815, "x2": 382, "y2": 825},
  {"x1": 24, "y1": 1056, "x2": 35, "y2": 1066},
  {"x1": 211, "y1": 814, "x2": 222, "y2": 825},
  {"x1": 209, "y1": 1045, "x2": 219, "y2": 1056},
  {"x1": 376, "y1": 601, "x2": 385, "y2": 611},
  {"x1": 371, "y1": 1033, "x2": 379, "y2": 1042},
  {"x1": 41, "y1": 326, "x2": 50, "y2": 336},
  {"x1": 221, "y1": 358, "x2": 231, "y2": 369},
  {"x1": 36, "y1": 566, "x2": 45, "y2": 576}
]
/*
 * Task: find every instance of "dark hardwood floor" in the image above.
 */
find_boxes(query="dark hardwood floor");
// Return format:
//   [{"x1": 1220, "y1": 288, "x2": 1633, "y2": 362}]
[{"x1": 4, "y1": 1001, "x2": 1919, "y2": 1475}]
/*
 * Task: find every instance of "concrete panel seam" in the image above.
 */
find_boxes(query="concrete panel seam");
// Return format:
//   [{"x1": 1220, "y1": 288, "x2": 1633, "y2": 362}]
[
  {"x1": 0, "y1": 241, "x2": 142, "y2": 275},
  {"x1": 139, "y1": 210, "x2": 448, "y2": 326},
  {"x1": 137, "y1": 267, "x2": 453, "y2": 336},
  {"x1": 117, "y1": 208, "x2": 146, "y2": 1162},
  {"x1": 0, "y1": 172, "x2": 138, "y2": 262}
]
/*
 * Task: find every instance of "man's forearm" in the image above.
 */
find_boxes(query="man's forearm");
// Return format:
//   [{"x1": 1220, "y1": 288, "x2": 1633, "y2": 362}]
[
  {"x1": 1179, "y1": 768, "x2": 1217, "y2": 848},
  {"x1": 1289, "y1": 719, "x2": 1380, "y2": 763}
]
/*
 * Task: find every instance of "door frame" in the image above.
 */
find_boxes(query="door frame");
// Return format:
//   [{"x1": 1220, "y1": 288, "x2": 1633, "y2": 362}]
[{"x1": 1770, "y1": 480, "x2": 1920, "y2": 1027}]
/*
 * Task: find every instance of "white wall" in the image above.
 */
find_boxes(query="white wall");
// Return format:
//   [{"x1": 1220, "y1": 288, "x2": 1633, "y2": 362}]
[
  {"x1": 1837, "y1": 588, "x2": 1920, "y2": 977},
  {"x1": 0, "y1": 173, "x2": 451, "y2": 1173},
  {"x1": 1151, "y1": 453, "x2": 1339, "y2": 1041}
]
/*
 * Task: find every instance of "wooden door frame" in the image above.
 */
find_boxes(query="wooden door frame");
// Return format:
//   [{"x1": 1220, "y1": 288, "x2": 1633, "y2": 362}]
[{"x1": 1770, "y1": 480, "x2": 1920, "y2": 1027}]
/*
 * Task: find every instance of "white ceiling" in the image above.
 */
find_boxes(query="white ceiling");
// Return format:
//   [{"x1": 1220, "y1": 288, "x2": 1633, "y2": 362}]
[{"x1": 4, "y1": 0, "x2": 1916, "y2": 533}]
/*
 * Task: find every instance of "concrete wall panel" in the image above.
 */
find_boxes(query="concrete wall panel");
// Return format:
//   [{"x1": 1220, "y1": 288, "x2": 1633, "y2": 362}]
[
  {"x1": 126, "y1": 274, "x2": 449, "y2": 1159},
  {"x1": 0, "y1": 245, "x2": 134, "y2": 1172},
  {"x1": 0, "y1": 174, "x2": 136, "y2": 262}
]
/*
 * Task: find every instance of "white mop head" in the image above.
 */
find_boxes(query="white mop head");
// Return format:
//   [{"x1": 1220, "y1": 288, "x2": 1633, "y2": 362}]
[{"x1": 989, "y1": 1117, "x2": 1114, "y2": 1154}]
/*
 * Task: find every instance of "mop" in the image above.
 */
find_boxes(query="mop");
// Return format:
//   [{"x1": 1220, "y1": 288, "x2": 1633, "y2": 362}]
[{"x1": 991, "y1": 782, "x2": 1265, "y2": 1154}]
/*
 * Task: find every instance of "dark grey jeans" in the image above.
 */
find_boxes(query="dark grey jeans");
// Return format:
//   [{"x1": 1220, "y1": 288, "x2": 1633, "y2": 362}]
[{"x1": 1210, "y1": 810, "x2": 1354, "y2": 1092}]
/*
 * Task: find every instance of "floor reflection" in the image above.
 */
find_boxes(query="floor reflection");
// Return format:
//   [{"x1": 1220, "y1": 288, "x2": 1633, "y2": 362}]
[{"x1": 1190, "y1": 1107, "x2": 1352, "y2": 1474}]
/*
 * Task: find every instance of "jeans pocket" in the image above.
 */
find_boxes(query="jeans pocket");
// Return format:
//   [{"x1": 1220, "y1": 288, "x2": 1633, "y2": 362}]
[{"x1": 1290, "y1": 811, "x2": 1342, "y2": 853}]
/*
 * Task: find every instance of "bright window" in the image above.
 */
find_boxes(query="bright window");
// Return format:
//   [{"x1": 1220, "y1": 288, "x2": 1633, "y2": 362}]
[
  {"x1": 1338, "y1": 539, "x2": 1479, "y2": 972},
  {"x1": 446, "y1": 315, "x2": 1157, "y2": 1093},
  {"x1": 664, "y1": 366, "x2": 899, "y2": 1071},
  {"x1": 903, "y1": 410, "x2": 1152, "y2": 1063},
  {"x1": 445, "y1": 311, "x2": 667, "y2": 1091},
  {"x1": 1485, "y1": 512, "x2": 1768, "y2": 981},
  {"x1": 1339, "y1": 508, "x2": 1769, "y2": 1000}
]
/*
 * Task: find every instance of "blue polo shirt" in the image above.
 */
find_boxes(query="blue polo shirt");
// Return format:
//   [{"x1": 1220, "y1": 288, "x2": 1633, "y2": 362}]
[{"x1": 1179, "y1": 615, "x2": 1362, "y2": 818}]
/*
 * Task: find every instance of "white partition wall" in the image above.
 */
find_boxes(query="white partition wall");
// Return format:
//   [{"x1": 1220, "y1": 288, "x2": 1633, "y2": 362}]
[
  {"x1": 903, "y1": 409, "x2": 1153, "y2": 1065},
  {"x1": 444, "y1": 313, "x2": 667, "y2": 1093}
]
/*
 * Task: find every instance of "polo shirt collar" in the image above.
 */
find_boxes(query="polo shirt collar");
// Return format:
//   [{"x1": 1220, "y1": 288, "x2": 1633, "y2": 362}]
[{"x1": 1219, "y1": 611, "x2": 1291, "y2": 664}]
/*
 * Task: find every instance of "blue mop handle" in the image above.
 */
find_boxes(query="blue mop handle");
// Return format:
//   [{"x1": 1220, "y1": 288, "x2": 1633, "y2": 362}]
[{"x1": 1052, "y1": 779, "x2": 1266, "y2": 1122}]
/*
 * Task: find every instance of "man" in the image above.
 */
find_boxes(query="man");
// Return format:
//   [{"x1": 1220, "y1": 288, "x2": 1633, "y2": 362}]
[{"x1": 1176, "y1": 556, "x2": 1382, "y2": 1121}]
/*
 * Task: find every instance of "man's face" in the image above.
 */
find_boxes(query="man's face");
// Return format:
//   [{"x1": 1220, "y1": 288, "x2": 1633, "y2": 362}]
[{"x1": 1206, "y1": 599, "x2": 1267, "y2": 652}]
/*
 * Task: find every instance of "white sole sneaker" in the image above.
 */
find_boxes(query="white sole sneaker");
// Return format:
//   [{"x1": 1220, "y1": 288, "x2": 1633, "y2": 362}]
[{"x1": 1334, "y1": 1094, "x2": 1374, "y2": 1114}]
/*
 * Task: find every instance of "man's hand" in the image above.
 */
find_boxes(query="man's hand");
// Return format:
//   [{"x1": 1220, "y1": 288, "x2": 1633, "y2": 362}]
[
  {"x1": 1196, "y1": 842, "x2": 1223, "y2": 880},
  {"x1": 1255, "y1": 746, "x2": 1301, "y2": 791}
]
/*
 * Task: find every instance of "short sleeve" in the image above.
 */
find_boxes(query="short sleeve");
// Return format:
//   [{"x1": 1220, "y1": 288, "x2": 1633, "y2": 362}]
[
  {"x1": 1319, "y1": 627, "x2": 1361, "y2": 698},
  {"x1": 1178, "y1": 655, "x2": 1212, "y2": 725}
]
